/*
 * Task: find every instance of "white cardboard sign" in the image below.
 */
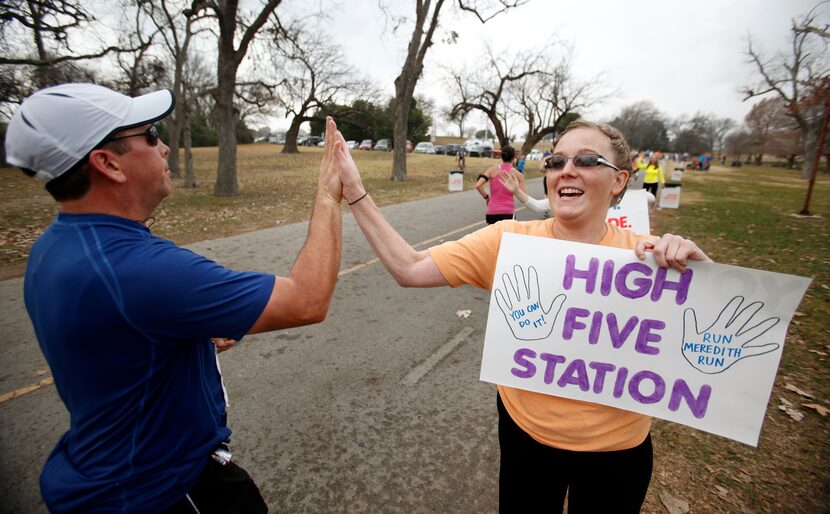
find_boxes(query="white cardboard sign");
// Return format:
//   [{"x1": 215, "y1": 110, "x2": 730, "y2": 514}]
[
  {"x1": 481, "y1": 233, "x2": 811, "y2": 446},
  {"x1": 607, "y1": 189, "x2": 651, "y2": 234},
  {"x1": 659, "y1": 187, "x2": 681, "y2": 209}
]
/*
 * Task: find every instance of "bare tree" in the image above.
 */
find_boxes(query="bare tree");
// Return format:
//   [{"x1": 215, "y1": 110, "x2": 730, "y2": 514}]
[
  {"x1": 744, "y1": 97, "x2": 795, "y2": 164},
  {"x1": 0, "y1": 0, "x2": 142, "y2": 116},
  {"x1": 388, "y1": 0, "x2": 527, "y2": 181},
  {"x1": 180, "y1": 54, "x2": 217, "y2": 187},
  {"x1": 0, "y1": 1, "x2": 139, "y2": 69},
  {"x1": 725, "y1": 128, "x2": 755, "y2": 162},
  {"x1": 447, "y1": 44, "x2": 543, "y2": 149},
  {"x1": 743, "y1": 7, "x2": 830, "y2": 179},
  {"x1": 510, "y1": 54, "x2": 607, "y2": 157},
  {"x1": 137, "y1": 0, "x2": 210, "y2": 182},
  {"x1": 186, "y1": 0, "x2": 283, "y2": 197},
  {"x1": 609, "y1": 101, "x2": 669, "y2": 151},
  {"x1": 710, "y1": 116, "x2": 736, "y2": 159},
  {"x1": 266, "y1": 21, "x2": 372, "y2": 153}
]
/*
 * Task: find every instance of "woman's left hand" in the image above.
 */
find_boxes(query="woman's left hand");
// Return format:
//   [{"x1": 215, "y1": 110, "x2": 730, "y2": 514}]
[
  {"x1": 499, "y1": 170, "x2": 519, "y2": 193},
  {"x1": 635, "y1": 234, "x2": 711, "y2": 272}
]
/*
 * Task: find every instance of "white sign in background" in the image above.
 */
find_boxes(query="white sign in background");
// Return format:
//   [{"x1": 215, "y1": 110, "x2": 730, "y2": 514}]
[
  {"x1": 481, "y1": 233, "x2": 811, "y2": 446},
  {"x1": 606, "y1": 188, "x2": 651, "y2": 234}
]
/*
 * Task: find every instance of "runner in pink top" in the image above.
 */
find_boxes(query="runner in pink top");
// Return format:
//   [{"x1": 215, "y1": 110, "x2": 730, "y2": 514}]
[{"x1": 474, "y1": 145, "x2": 526, "y2": 224}]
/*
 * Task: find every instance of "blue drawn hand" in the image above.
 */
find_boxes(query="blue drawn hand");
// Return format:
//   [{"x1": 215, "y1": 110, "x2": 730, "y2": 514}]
[
  {"x1": 495, "y1": 265, "x2": 566, "y2": 341},
  {"x1": 682, "y1": 296, "x2": 780, "y2": 374}
]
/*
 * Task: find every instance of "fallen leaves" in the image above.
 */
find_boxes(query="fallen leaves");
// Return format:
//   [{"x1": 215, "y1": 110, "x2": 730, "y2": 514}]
[
  {"x1": 659, "y1": 490, "x2": 690, "y2": 514},
  {"x1": 456, "y1": 309, "x2": 472, "y2": 318},
  {"x1": 803, "y1": 403, "x2": 830, "y2": 416},
  {"x1": 778, "y1": 397, "x2": 805, "y2": 421},
  {"x1": 784, "y1": 383, "x2": 815, "y2": 399}
]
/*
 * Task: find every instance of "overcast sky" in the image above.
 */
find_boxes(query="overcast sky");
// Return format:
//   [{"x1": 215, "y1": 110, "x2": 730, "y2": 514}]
[{"x1": 277, "y1": 0, "x2": 826, "y2": 136}]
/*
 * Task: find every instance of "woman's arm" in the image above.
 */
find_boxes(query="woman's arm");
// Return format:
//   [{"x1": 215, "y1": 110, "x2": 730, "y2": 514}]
[
  {"x1": 475, "y1": 168, "x2": 494, "y2": 203},
  {"x1": 499, "y1": 170, "x2": 551, "y2": 216}
]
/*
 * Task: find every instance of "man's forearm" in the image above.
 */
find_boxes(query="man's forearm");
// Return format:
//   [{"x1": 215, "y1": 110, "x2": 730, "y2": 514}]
[{"x1": 289, "y1": 193, "x2": 342, "y2": 308}]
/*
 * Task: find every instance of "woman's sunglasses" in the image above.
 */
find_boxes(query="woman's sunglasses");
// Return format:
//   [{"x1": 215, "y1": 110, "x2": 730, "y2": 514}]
[
  {"x1": 543, "y1": 153, "x2": 620, "y2": 172},
  {"x1": 105, "y1": 125, "x2": 160, "y2": 147}
]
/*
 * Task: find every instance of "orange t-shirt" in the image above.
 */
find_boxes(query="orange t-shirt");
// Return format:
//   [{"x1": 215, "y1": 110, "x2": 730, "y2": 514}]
[{"x1": 428, "y1": 218, "x2": 658, "y2": 451}]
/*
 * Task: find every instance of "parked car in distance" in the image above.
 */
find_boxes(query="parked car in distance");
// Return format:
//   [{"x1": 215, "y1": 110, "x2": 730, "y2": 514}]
[
  {"x1": 433, "y1": 145, "x2": 446, "y2": 155},
  {"x1": 374, "y1": 138, "x2": 392, "y2": 151},
  {"x1": 358, "y1": 139, "x2": 373, "y2": 150},
  {"x1": 527, "y1": 149, "x2": 544, "y2": 160},
  {"x1": 346, "y1": 140, "x2": 358, "y2": 150},
  {"x1": 303, "y1": 136, "x2": 324, "y2": 146},
  {"x1": 444, "y1": 144, "x2": 461, "y2": 155},
  {"x1": 268, "y1": 134, "x2": 285, "y2": 144},
  {"x1": 413, "y1": 142, "x2": 436, "y2": 154},
  {"x1": 317, "y1": 140, "x2": 325, "y2": 147},
  {"x1": 463, "y1": 139, "x2": 494, "y2": 158}
]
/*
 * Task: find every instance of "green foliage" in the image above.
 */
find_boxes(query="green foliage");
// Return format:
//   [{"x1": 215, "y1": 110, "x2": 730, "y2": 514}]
[
  {"x1": 402, "y1": 97, "x2": 431, "y2": 144},
  {"x1": 311, "y1": 97, "x2": 431, "y2": 144},
  {"x1": 190, "y1": 112, "x2": 218, "y2": 147},
  {"x1": 236, "y1": 119, "x2": 254, "y2": 144}
]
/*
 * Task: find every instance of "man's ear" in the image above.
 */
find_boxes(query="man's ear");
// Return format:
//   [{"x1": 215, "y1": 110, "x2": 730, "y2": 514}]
[{"x1": 87, "y1": 149, "x2": 127, "y2": 184}]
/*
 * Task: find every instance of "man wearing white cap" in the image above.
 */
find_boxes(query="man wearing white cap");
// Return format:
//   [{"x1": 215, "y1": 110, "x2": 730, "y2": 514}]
[{"x1": 5, "y1": 83, "x2": 346, "y2": 513}]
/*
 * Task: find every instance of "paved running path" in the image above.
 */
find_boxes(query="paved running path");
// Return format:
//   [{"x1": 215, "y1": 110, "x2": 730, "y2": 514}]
[{"x1": 0, "y1": 178, "x2": 545, "y2": 512}]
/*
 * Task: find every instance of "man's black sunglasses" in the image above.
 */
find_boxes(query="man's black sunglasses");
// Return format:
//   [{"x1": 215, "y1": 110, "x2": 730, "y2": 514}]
[
  {"x1": 105, "y1": 125, "x2": 159, "y2": 147},
  {"x1": 543, "y1": 153, "x2": 620, "y2": 172}
]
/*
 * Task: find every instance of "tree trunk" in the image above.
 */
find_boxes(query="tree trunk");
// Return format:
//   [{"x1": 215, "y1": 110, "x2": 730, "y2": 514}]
[
  {"x1": 390, "y1": 0, "x2": 445, "y2": 181},
  {"x1": 167, "y1": 114, "x2": 182, "y2": 179},
  {"x1": 520, "y1": 126, "x2": 556, "y2": 157},
  {"x1": 487, "y1": 112, "x2": 508, "y2": 148},
  {"x1": 214, "y1": 34, "x2": 239, "y2": 196},
  {"x1": 521, "y1": 135, "x2": 544, "y2": 158},
  {"x1": 214, "y1": 91, "x2": 238, "y2": 196},
  {"x1": 391, "y1": 85, "x2": 411, "y2": 181},
  {"x1": 282, "y1": 117, "x2": 303, "y2": 154},
  {"x1": 801, "y1": 128, "x2": 819, "y2": 180},
  {"x1": 183, "y1": 101, "x2": 197, "y2": 188},
  {"x1": 167, "y1": 55, "x2": 186, "y2": 179},
  {"x1": 799, "y1": 101, "x2": 829, "y2": 214},
  {"x1": 787, "y1": 154, "x2": 797, "y2": 168}
]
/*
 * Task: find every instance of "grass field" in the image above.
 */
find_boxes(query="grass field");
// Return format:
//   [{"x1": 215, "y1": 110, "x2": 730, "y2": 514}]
[
  {"x1": 647, "y1": 164, "x2": 829, "y2": 513},
  {"x1": 1, "y1": 145, "x2": 828, "y2": 511}
]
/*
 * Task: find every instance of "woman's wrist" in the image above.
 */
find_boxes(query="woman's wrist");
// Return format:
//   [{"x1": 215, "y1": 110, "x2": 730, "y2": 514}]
[{"x1": 346, "y1": 190, "x2": 368, "y2": 205}]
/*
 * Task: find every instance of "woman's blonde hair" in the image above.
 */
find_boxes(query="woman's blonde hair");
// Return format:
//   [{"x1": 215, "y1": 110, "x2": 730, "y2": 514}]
[{"x1": 553, "y1": 119, "x2": 631, "y2": 206}]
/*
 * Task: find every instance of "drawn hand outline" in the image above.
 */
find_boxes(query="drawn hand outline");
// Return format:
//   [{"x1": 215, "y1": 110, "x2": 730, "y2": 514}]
[
  {"x1": 682, "y1": 295, "x2": 780, "y2": 374},
  {"x1": 494, "y1": 264, "x2": 566, "y2": 341}
]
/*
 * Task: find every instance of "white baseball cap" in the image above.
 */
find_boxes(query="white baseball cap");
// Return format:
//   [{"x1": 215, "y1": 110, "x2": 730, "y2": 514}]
[{"x1": 5, "y1": 83, "x2": 175, "y2": 182}]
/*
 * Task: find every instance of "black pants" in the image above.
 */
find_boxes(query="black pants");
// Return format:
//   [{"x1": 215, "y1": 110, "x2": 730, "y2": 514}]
[
  {"x1": 644, "y1": 182, "x2": 659, "y2": 197},
  {"x1": 486, "y1": 213, "x2": 515, "y2": 225},
  {"x1": 163, "y1": 459, "x2": 268, "y2": 514},
  {"x1": 497, "y1": 395, "x2": 652, "y2": 514}
]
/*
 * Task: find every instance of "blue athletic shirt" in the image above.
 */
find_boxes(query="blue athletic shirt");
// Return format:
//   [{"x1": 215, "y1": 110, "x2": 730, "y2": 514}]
[{"x1": 24, "y1": 213, "x2": 275, "y2": 513}]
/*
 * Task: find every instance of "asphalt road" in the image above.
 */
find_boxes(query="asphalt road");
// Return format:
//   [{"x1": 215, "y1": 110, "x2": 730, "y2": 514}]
[{"x1": 0, "y1": 178, "x2": 546, "y2": 513}]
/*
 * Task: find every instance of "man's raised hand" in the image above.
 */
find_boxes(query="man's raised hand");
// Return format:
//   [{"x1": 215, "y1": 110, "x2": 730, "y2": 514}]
[{"x1": 318, "y1": 116, "x2": 343, "y2": 204}]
